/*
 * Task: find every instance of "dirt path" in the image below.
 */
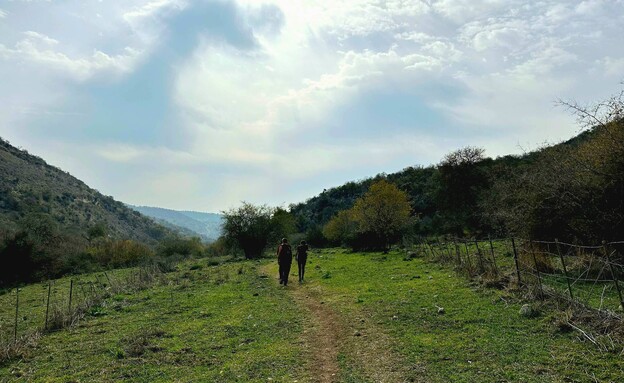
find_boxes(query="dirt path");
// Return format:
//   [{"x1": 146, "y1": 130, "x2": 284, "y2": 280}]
[
  {"x1": 260, "y1": 264, "x2": 424, "y2": 383},
  {"x1": 292, "y1": 285, "x2": 345, "y2": 383}
]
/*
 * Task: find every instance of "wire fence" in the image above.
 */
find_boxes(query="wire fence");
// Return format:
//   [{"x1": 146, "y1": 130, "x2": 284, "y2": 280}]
[
  {"x1": 417, "y1": 237, "x2": 624, "y2": 318},
  {"x1": 0, "y1": 264, "x2": 165, "y2": 362}
]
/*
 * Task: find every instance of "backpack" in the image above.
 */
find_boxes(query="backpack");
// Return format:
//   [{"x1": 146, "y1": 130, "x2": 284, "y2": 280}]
[{"x1": 278, "y1": 244, "x2": 292, "y2": 258}]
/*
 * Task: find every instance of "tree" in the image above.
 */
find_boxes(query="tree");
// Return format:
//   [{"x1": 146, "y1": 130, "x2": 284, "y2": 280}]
[
  {"x1": 221, "y1": 202, "x2": 277, "y2": 259},
  {"x1": 483, "y1": 87, "x2": 624, "y2": 242},
  {"x1": 351, "y1": 179, "x2": 412, "y2": 251},
  {"x1": 271, "y1": 207, "x2": 297, "y2": 239},
  {"x1": 436, "y1": 146, "x2": 488, "y2": 235},
  {"x1": 322, "y1": 209, "x2": 358, "y2": 245}
]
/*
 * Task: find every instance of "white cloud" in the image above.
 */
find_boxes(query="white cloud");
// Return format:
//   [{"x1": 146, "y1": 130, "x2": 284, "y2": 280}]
[
  {"x1": 0, "y1": 9, "x2": 7, "y2": 19},
  {"x1": 2, "y1": 0, "x2": 624, "y2": 210},
  {"x1": 0, "y1": 32, "x2": 142, "y2": 81},
  {"x1": 123, "y1": 0, "x2": 186, "y2": 23},
  {"x1": 431, "y1": 0, "x2": 520, "y2": 23},
  {"x1": 597, "y1": 56, "x2": 624, "y2": 77},
  {"x1": 394, "y1": 31, "x2": 436, "y2": 43},
  {"x1": 460, "y1": 18, "x2": 528, "y2": 52},
  {"x1": 174, "y1": 41, "x2": 451, "y2": 175}
]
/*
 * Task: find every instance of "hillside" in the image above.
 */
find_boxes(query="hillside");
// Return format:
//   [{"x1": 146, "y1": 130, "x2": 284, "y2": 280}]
[
  {"x1": 0, "y1": 137, "x2": 171, "y2": 244},
  {"x1": 130, "y1": 206, "x2": 223, "y2": 242},
  {"x1": 289, "y1": 123, "x2": 616, "y2": 242}
]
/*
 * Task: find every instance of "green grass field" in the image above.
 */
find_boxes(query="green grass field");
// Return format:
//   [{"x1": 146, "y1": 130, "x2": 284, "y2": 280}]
[
  {"x1": 1, "y1": 260, "x2": 307, "y2": 382},
  {"x1": 1, "y1": 250, "x2": 623, "y2": 382}
]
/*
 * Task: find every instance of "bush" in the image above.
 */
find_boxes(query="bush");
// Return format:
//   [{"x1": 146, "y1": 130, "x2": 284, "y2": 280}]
[
  {"x1": 88, "y1": 239, "x2": 153, "y2": 268},
  {"x1": 156, "y1": 236, "x2": 204, "y2": 259}
]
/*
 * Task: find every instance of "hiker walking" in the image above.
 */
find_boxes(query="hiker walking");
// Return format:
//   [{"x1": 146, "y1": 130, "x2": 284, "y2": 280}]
[
  {"x1": 277, "y1": 238, "x2": 293, "y2": 286},
  {"x1": 296, "y1": 240, "x2": 309, "y2": 282}
]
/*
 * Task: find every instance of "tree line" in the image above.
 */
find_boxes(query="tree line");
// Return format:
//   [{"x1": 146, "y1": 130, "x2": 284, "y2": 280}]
[
  {"x1": 222, "y1": 89, "x2": 624, "y2": 256},
  {"x1": 0, "y1": 213, "x2": 207, "y2": 289}
]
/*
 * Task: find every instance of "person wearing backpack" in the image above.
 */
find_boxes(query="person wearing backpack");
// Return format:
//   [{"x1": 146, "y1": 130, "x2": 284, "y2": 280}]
[
  {"x1": 295, "y1": 240, "x2": 309, "y2": 283},
  {"x1": 276, "y1": 238, "x2": 293, "y2": 286}
]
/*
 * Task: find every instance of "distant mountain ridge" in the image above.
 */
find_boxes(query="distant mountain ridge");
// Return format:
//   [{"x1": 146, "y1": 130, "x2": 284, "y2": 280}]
[
  {"x1": 0, "y1": 137, "x2": 172, "y2": 244},
  {"x1": 129, "y1": 205, "x2": 223, "y2": 242}
]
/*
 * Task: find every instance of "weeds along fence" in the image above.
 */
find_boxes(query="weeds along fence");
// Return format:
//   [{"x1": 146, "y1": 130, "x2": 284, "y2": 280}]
[
  {"x1": 416, "y1": 237, "x2": 624, "y2": 318},
  {"x1": 0, "y1": 264, "x2": 166, "y2": 363}
]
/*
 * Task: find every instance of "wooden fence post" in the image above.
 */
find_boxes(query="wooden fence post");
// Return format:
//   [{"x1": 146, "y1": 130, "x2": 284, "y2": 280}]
[
  {"x1": 14, "y1": 288, "x2": 19, "y2": 343},
  {"x1": 555, "y1": 239, "x2": 573, "y2": 300},
  {"x1": 530, "y1": 240, "x2": 544, "y2": 299},
  {"x1": 474, "y1": 238, "x2": 485, "y2": 273},
  {"x1": 453, "y1": 239, "x2": 461, "y2": 266},
  {"x1": 45, "y1": 281, "x2": 52, "y2": 330},
  {"x1": 488, "y1": 235, "x2": 499, "y2": 275},
  {"x1": 427, "y1": 241, "x2": 436, "y2": 258},
  {"x1": 445, "y1": 240, "x2": 453, "y2": 261},
  {"x1": 95, "y1": 274, "x2": 103, "y2": 288},
  {"x1": 104, "y1": 272, "x2": 112, "y2": 287},
  {"x1": 464, "y1": 240, "x2": 473, "y2": 274},
  {"x1": 68, "y1": 279, "x2": 74, "y2": 322},
  {"x1": 603, "y1": 242, "x2": 624, "y2": 309},
  {"x1": 511, "y1": 237, "x2": 522, "y2": 284}
]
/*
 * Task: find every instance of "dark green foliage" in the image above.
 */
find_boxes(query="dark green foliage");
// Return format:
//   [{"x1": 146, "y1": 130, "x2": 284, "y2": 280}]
[
  {"x1": 156, "y1": 236, "x2": 204, "y2": 259},
  {"x1": 484, "y1": 117, "x2": 624, "y2": 242},
  {"x1": 435, "y1": 147, "x2": 489, "y2": 235},
  {"x1": 222, "y1": 203, "x2": 274, "y2": 259},
  {"x1": 221, "y1": 202, "x2": 297, "y2": 259}
]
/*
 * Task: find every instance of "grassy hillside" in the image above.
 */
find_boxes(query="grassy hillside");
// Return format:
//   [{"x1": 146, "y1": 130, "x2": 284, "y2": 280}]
[
  {"x1": 0, "y1": 138, "x2": 170, "y2": 244},
  {"x1": 2, "y1": 251, "x2": 622, "y2": 382}
]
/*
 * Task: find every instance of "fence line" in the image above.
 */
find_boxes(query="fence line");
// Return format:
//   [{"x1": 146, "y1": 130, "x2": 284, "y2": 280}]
[
  {"x1": 1, "y1": 263, "x2": 167, "y2": 359},
  {"x1": 417, "y1": 236, "x2": 624, "y2": 318}
]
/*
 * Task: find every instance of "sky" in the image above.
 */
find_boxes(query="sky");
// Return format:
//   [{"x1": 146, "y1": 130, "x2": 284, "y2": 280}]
[{"x1": 1, "y1": 0, "x2": 623, "y2": 212}]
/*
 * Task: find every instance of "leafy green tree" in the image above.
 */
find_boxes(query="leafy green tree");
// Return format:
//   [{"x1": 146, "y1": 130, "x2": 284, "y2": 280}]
[
  {"x1": 351, "y1": 179, "x2": 412, "y2": 250},
  {"x1": 322, "y1": 209, "x2": 358, "y2": 245},
  {"x1": 436, "y1": 146, "x2": 488, "y2": 235},
  {"x1": 222, "y1": 202, "x2": 275, "y2": 259},
  {"x1": 87, "y1": 223, "x2": 107, "y2": 241},
  {"x1": 271, "y1": 207, "x2": 297, "y2": 241}
]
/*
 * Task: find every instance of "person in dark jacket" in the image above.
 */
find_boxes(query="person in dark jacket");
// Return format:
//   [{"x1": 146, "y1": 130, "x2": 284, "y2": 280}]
[
  {"x1": 276, "y1": 238, "x2": 293, "y2": 286},
  {"x1": 295, "y1": 240, "x2": 309, "y2": 282}
]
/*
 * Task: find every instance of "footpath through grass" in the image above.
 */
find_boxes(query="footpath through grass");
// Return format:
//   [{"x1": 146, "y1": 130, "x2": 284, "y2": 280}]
[
  {"x1": 2, "y1": 250, "x2": 624, "y2": 382},
  {"x1": 302, "y1": 249, "x2": 624, "y2": 383},
  {"x1": 1, "y1": 259, "x2": 307, "y2": 382}
]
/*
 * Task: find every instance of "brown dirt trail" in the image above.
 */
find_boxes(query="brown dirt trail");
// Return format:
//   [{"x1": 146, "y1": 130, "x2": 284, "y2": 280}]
[{"x1": 260, "y1": 264, "x2": 425, "y2": 383}]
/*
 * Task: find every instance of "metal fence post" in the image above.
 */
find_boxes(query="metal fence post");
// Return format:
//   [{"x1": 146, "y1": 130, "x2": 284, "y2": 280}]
[
  {"x1": 530, "y1": 240, "x2": 544, "y2": 298},
  {"x1": 555, "y1": 239, "x2": 573, "y2": 300},
  {"x1": 603, "y1": 241, "x2": 624, "y2": 309}
]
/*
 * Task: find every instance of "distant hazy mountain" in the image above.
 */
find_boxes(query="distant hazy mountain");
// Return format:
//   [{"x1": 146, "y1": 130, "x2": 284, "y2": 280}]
[
  {"x1": 129, "y1": 205, "x2": 223, "y2": 242},
  {"x1": 0, "y1": 137, "x2": 172, "y2": 244}
]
